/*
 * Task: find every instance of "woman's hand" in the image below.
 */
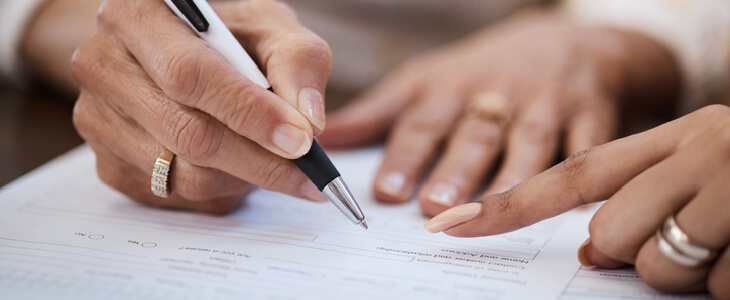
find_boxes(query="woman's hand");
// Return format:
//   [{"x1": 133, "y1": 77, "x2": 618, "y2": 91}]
[
  {"x1": 317, "y1": 9, "x2": 679, "y2": 217},
  {"x1": 72, "y1": 0, "x2": 333, "y2": 213},
  {"x1": 425, "y1": 105, "x2": 730, "y2": 298}
]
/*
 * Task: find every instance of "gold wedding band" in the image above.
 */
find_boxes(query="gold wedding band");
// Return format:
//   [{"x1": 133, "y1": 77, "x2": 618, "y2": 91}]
[
  {"x1": 151, "y1": 148, "x2": 175, "y2": 198},
  {"x1": 466, "y1": 92, "x2": 510, "y2": 125},
  {"x1": 656, "y1": 215, "x2": 719, "y2": 267}
]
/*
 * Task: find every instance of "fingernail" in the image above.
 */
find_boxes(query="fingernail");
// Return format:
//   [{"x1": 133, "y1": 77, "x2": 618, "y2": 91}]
[
  {"x1": 300, "y1": 181, "x2": 328, "y2": 203},
  {"x1": 272, "y1": 124, "x2": 311, "y2": 157},
  {"x1": 425, "y1": 183, "x2": 457, "y2": 207},
  {"x1": 298, "y1": 87, "x2": 325, "y2": 131},
  {"x1": 376, "y1": 171, "x2": 405, "y2": 197},
  {"x1": 577, "y1": 237, "x2": 596, "y2": 268},
  {"x1": 424, "y1": 202, "x2": 482, "y2": 233}
]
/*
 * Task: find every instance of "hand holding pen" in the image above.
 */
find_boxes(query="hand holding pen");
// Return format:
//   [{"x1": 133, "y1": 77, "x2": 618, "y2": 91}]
[{"x1": 72, "y1": 0, "x2": 345, "y2": 214}]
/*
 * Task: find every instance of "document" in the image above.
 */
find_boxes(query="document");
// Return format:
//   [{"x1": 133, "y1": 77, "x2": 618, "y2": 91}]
[
  {"x1": 0, "y1": 145, "x2": 710, "y2": 300},
  {"x1": 562, "y1": 267, "x2": 711, "y2": 300}
]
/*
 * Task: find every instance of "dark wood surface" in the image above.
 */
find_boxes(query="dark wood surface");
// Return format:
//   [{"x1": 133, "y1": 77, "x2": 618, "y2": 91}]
[{"x1": 0, "y1": 85, "x2": 83, "y2": 187}]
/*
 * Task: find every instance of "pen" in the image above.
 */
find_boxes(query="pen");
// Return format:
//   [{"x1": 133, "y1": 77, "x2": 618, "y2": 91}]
[{"x1": 163, "y1": 0, "x2": 367, "y2": 229}]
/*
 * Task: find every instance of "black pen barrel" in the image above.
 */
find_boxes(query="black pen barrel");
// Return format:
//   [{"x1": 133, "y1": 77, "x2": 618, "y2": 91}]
[{"x1": 293, "y1": 140, "x2": 340, "y2": 191}]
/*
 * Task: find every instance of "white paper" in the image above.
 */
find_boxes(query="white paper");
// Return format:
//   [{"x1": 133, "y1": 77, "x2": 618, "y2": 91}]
[
  {"x1": 560, "y1": 267, "x2": 711, "y2": 299},
  {"x1": 0, "y1": 145, "x2": 710, "y2": 300}
]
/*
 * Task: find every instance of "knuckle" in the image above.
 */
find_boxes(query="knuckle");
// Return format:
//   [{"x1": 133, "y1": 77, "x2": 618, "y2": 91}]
[
  {"x1": 587, "y1": 215, "x2": 621, "y2": 259},
  {"x1": 400, "y1": 110, "x2": 452, "y2": 138},
  {"x1": 70, "y1": 42, "x2": 108, "y2": 85},
  {"x1": 694, "y1": 104, "x2": 730, "y2": 121},
  {"x1": 461, "y1": 121, "x2": 501, "y2": 149},
  {"x1": 174, "y1": 168, "x2": 218, "y2": 202},
  {"x1": 257, "y1": 157, "x2": 291, "y2": 191},
  {"x1": 485, "y1": 189, "x2": 529, "y2": 229},
  {"x1": 711, "y1": 119, "x2": 730, "y2": 150},
  {"x1": 494, "y1": 190, "x2": 516, "y2": 214},
  {"x1": 226, "y1": 85, "x2": 261, "y2": 132},
  {"x1": 158, "y1": 46, "x2": 214, "y2": 105},
  {"x1": 282, "y1": 33, "x2": 333, "y2": 66},
  {"x1": 167, "y1": 112, "x2": 224, "y2": 164},
  {"x1": 559, "y1": 148, "x2": 593, "y2": 188},
  {"x1": 512, "y1": 119, "x2": 554, "y2": 146},
  {"x1": 588, "y1": 212, "x2": 638, "y2": 263},
  {"x1": 493, "y1": 189, "x2": 519, "y2": 215},
  {"x1": 675, "y1": 105, "x2": 730, "y2": 148},
  {"x1": 254, "y1": 0, "x2": 297, "y2": 18},
  {"x1": 95, "y1": 0, "x2": 120, "y2": 27},
  {"x1": 72, "y1": 95, "x2": 92, "y2": 134},
  {"x1": 72, "y1": 95, "x2": 103, "y2": 144}
]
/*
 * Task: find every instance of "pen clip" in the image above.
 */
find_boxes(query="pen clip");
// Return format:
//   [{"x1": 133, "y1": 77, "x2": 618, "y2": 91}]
[{"x1": 171, "y1": 0, "x2": 209, "y2": 32}]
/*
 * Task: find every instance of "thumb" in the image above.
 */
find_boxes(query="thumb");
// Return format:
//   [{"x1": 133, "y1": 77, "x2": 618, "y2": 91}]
[
  {"x1": 216, "y1": 1, "x2": 333, "y2": 135},
  {"x1": 578, "y1": 237, "x2": 628, "y2": 269}
]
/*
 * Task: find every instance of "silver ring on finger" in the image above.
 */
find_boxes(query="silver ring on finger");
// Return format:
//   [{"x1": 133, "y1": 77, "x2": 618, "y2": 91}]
[{"x1": 656, "y1": 215, "x2": 719, "y2": 267}]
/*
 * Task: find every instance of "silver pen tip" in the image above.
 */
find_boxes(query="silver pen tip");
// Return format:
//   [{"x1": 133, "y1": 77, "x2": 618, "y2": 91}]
[{"x1": 359, "y1": 220, "x2": 368, "y2": 230}]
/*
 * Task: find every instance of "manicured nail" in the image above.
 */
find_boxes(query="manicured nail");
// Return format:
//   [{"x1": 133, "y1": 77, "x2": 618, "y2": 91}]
[
  {"x1": 300, "y1": 181, "x2": 328, "y2": 203},
  {"x1": 577, "y1": 237, "x2": 596, "y2": 268},
  {"x1": 298, "y1": 87, "x2": 325, "y2": 131},
  {"x1": 424, "y1": 202, "x2": 482, "y2": 233},
  {"x1": 376, "y1": 171, "x2": 405, "y2": 197},
  {"x1": 272, "y1": 124, "x2": 311, "y2": 157},
  {"x1": 425, "y1": 183, "x2": 457, "y2": 207}
]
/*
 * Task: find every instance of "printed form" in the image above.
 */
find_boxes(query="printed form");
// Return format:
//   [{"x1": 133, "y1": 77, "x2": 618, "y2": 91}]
[{"x1": 0, "y1": 146, "x2": 711, "y2": 300}]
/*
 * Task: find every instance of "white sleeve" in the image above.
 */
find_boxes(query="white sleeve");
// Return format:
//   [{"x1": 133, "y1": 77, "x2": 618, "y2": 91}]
[
  {"x1": 565, "y1": 0, "x2": 730, "y2": 114},
  {"x1": 0, "y1": 0, "x2": 48, "y2": 86}
]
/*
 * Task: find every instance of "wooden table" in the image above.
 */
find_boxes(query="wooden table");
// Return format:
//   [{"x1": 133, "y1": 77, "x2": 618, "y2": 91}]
[{"x1": 0, "y1": 86, "x2": 83, "y2": 186}]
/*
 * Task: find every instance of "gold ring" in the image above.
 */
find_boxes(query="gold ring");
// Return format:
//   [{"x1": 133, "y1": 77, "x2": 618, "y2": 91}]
[
  {"x1": 656, "y1": 215, "x2": 719, "y2": 267},
  {"x1": 151, "y1": 147, "x2": 175, "y2": 198},
  {"x1": 466, "y1": 92, "x2": 510, "y2": 125}
]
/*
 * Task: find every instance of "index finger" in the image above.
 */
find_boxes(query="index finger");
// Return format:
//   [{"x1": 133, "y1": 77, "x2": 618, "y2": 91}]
[
  {"x1": 425, "y1": 108, "x2": 715, "y2": 237},
  {"x1": 100, "y1": 0, "x2": 314, "y2": 159}
]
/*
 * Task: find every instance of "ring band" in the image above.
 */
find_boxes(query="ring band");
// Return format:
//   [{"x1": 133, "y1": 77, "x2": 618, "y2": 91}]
[
  {"x1": 663, "y1": 215, "x2": 718, "y2": 261},
  {"x1": 151, "y1": 148, "x2": 175, "y2": 198},
  {"x1": 656, "y1": 229, "x2": 703, "y2": 267},
  {"x1": 466, "y1": 92, "x2": 510, "y2": 125},
  {"x1": 656, "y1": 215, "x2": 719, "y2": 267}
]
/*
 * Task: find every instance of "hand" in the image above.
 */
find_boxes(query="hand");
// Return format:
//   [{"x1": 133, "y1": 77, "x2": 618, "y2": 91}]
[
  {"x1": 425, "y1": 105, "x2": 730, "y2": 298},
  {"x1": 72, "y1": 0, "x2": 333, "y2": 213},
  {"x1": 318, "y1": 9, "x2": 678, "y2": 217}
]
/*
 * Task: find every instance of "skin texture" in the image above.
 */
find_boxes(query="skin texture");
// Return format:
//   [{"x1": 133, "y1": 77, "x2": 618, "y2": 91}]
[
  {"x1": 70, "y1": 0, "x2": 334, "y2": 212},
  {"x1": 428, "y1": 105, "x2": 730, "y2": 299},
  {"x1": 317, "y1": 9, "x2": 679, "y2": 217}
]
